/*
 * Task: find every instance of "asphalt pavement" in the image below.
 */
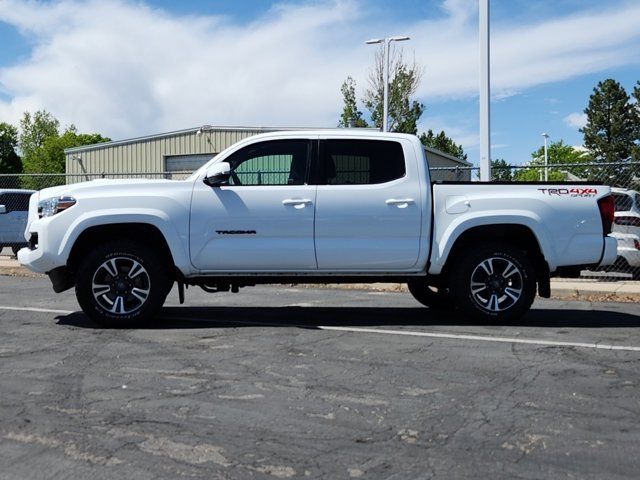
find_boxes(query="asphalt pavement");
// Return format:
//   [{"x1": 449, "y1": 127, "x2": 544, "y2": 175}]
[{"x1": 1, "y1": 275, "x2": 640, "y2": 479}]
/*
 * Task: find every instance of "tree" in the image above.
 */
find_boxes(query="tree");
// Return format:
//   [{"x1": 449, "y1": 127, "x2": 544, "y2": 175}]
[
  {"x1": 581, "y1": 79, "x2": 636, "y2": 162},
  {"x1": 419, "y1": 129, "x2": 468, "y2": 161},
  {"x1": 490, "y1": 158, "x2": 512, "y2": 181},
  {"x1": 338, "y1": 77, "x2": 368, "y2": 128},
  {"x1": 633, "y1": 81, "x2": 640, "y2": 161},
  {"x1": 0, "y1": 122, "x2": 22, "y2": 188},
  {"x1": 19, "y1": 110, "x2": 60, "y2": 159},
  {"x1": 514, "y1": 140, "x2": 594, "y2": 182},
  {"x1": 18, "y1": 111, "x2": 110, "y2": 188},
  {"x1": 363, "y1": 48, "x2": 425, "y2": 134},
  {"x1": 0, "y1": 123, "x2": 21, "y2": 173}
]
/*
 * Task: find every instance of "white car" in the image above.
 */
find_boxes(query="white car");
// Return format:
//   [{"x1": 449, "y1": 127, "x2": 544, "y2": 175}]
[
  {"x1": 612, "y1": 187, "x2": 640, "y2": 238},
  {"x1": 0, "y1": 189, "x2": 36, "y2": 255},
  {"x1": 609, "y1": 232, "x2": 640, "y2": 279},
  {"x1": 18, "y1": 131, "x2": 617, "y2": 326}
]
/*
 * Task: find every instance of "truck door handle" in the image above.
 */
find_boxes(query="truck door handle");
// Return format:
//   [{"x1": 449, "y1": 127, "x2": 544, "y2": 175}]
[
  {"x1": 386, "y1": 198, "x2": 415, "y2": 206},
  {"x1": 282, "y1": 198, "x2": 312, "y2": 207}
]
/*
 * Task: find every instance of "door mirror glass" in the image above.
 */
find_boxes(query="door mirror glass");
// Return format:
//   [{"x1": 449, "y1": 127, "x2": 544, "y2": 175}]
[
  {"x1": 0, "y1": 205, "x2": 6, "y2": 214},
  {"x1": 204, "y1": 162, "x2": 231, "y2": 186}
]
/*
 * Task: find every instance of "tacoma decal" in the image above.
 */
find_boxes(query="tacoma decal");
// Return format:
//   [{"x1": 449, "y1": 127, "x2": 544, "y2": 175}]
[{"x1": 216, "y1": 230, "x2": 257, "y2": 235}]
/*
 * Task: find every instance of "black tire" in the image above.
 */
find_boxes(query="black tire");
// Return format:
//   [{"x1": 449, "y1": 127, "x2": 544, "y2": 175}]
[
  {"x1": 632, "y1": 268, "x2": 640, "y2": 281},
  {"x1": 407, "y1": 279, "x2": 450, "y2": 309},
  {"x1": 448, "y1": 242, "x2": 536, "y2": 322},
  {"x1": 11, "y1": 245, "x2": 21, "y2": 256},
  {"x1": 75, "y1": 240, "x2": 173, "y2": 328}
]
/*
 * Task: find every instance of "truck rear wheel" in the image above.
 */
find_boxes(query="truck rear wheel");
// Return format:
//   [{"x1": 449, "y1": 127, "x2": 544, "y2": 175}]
[
  {"x1": 407, "y1": 279, "x2": 449, "y2": 309},
  {"x1": 448, "y1": 242, "x2": 536, "y2": 322},
  {"x1": 75, "y1": 240, "x2": 172, "y2": 328}
]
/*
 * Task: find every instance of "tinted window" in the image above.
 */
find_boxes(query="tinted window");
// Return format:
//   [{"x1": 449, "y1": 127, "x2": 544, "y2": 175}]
[
  {"x1": 225, "y1": 140, "x2": 310, "y2": 186},
  {"x1": 321, "y1": 140, "x2": 405, "y2": 185},
  {"x1": 613, "y1": 193, "x2": 633, "y2": 212},
  {"x1": 0, "y1": 193, "x2": 31, "y2": 212}
]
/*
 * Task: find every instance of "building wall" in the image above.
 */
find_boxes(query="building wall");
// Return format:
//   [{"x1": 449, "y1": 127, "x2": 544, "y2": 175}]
[
  {"x1": 426, "y1": 150, "x2": 473, "y2": 182},
  {"x1": 65, "y1": 127, "x2": 273, "y2": 179}
]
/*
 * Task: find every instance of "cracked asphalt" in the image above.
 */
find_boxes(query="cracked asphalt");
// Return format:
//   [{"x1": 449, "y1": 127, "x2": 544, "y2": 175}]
[{"x1": 1, "y1": 276, "x2": 640, "y2": 479}]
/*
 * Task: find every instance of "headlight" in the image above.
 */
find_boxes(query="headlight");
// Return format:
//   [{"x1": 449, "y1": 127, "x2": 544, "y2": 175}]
[{"x1": 38, "y1": 196, "x2": 76, "y2": 218}]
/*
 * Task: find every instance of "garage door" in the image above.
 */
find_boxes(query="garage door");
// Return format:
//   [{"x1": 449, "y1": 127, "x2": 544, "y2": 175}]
[{"x1": 165, "y1": 153, "x2": 216, "y2": 173}]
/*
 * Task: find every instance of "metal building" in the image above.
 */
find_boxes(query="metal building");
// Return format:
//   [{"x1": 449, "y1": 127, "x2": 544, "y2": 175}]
[{"x1": 64, "y1": 125, "x2": 472, "y2": 181}]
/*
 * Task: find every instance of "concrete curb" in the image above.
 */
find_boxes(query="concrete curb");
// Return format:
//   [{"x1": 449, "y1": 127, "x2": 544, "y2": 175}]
[{"x1": 2, "y1": 259, "x2": 639, "y2": 302}]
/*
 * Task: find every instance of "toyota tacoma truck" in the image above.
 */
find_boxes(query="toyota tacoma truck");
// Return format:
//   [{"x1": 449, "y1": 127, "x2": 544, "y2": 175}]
[{"x1": 18, "y1": 131, "x2": 617, "y2": 327}]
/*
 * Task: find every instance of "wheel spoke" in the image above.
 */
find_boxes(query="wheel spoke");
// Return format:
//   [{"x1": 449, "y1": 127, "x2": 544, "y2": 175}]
[
  {"x1": 488, "y1": 294, "x2": 500, "y2": 311},
  {"x1": 504, "y1": 287, "x2": 522, "y2": 302},
  {"x1": 501, "y1": 261, "x2": 519, "y2": 279},
  {"x1": 471, "y1": 281, "x2": 487, "y2": 294},
  {"x1": 131, "y1": 287, "x2": 150, "y2": 303},
  {"x1": 103, "y1": 259, "x2": 119, "y2": 277},
  {"x1": 479, "y1": 259, "x2": 494, "y2": 275},
  {"x1": 109, "y1": 296, "x2": 125, "y2": 314},
  {"x1": 92, "y1": 283, "x2": 111, "y2": 296},
  {"x1": 128, "y1": 260, "x2": 144, "y2": 279}
]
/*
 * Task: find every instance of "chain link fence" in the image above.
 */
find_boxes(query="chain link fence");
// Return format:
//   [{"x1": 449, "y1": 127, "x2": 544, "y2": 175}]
[{"x1": 1, "y1": 163, "x2": 639, "y2": 280}]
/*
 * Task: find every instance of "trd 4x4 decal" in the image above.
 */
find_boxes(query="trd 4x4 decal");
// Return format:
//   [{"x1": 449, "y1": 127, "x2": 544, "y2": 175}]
[{"x1": 538, "y1": 188, "x2": 598, "y2": 197}]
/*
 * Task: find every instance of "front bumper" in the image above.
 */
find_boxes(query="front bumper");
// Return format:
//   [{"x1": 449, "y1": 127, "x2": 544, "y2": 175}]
[
  {"x1": 598, "y1": 236, "x2": 618, "y2": 267},
  {"x1": 17, "y1": 222, "x2": 65, "y2": 274}
]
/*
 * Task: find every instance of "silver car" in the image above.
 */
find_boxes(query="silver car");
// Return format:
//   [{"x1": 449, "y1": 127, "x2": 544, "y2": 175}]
[{"x1": 0, "y1": 189, "x2": 35, "y2": 255}]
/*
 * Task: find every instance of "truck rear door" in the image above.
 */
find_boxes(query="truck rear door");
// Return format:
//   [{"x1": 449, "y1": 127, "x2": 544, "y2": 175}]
[{"x1": 314, "y1": 137, "x2": 422, "y2": 270}]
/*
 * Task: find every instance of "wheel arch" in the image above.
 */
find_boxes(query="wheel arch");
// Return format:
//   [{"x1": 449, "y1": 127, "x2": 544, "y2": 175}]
[
  {"x1": 67, "y1": 223, "x2": 177, "y2": 277},
  {"x1": 440, "y1": 224, "x2": 550, "y2": 297}
]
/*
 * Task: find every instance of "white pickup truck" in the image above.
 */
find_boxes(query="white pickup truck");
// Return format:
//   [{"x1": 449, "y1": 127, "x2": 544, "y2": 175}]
[{"x1": 18, "y1": 130, "x2": 617, "y2": 326}]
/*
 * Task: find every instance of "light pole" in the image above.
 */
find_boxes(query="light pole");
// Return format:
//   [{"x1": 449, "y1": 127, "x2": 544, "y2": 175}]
[
  {"x1": 541, "y1": 132, "x2": 549, "y2": 182},
  {"x1": 365, "y1": 35, "x2": 410, "y2": 132},
  {"x1": 479, "y1": 0, "x2": 491, "y2": 182}
]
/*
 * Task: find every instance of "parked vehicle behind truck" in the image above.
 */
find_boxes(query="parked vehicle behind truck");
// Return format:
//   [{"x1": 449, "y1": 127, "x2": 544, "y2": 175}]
[
  {"x1": 18, "y1": 131, "x2": 617, "y2": 327},
  {"x1": 0, "y1": 189, "x2": 36, "y2": 255}
]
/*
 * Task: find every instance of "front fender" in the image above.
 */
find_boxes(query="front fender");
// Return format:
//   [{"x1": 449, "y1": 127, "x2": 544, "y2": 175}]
[{"x1": 58, "y1": 209, "x2": 192, "y2": 274}]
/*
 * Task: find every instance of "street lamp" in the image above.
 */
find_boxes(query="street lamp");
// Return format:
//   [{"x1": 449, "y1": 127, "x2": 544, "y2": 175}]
[
  {"x1": 541, "y1": 132, "x2": 550, "y2": 182},
  {"x1": 365, "y1": 35, "x2": 411, "y2": 132}
]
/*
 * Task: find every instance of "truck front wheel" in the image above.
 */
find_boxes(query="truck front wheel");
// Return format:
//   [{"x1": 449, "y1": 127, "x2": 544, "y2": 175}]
[
  {"x1": 75, "y1": 240, "x2": 172, "y2": 327},
  {"x1": 448, "y1": 242, "x2": 536, "y2": 322}
]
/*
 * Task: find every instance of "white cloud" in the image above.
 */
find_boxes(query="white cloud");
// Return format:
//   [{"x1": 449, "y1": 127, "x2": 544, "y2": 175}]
[
  {"x1": 564, "y1": 112, "x2": 588, "y2": 129},
  {"x1": 0, "y1": 0, "x2": 638, "y2": 141}
]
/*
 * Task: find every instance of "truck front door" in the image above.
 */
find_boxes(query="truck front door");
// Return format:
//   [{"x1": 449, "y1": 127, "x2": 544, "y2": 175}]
[{"x1": 190, "y1": 138, "x2": 317, "y2": 271}]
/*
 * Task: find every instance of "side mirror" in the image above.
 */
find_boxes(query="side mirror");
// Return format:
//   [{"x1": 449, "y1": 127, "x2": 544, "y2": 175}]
[
  {"x1": 204, "y1": 162, "x2": 231, "y2": 187},
  {"x1": 0, "y1": 205, "x2": 6, "y2": 214}
]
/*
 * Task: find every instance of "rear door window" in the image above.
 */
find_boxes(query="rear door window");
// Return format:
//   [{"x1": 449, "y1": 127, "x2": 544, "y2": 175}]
[{"x1": 319, "y1": 139, "x2": 405, "y2": 185}]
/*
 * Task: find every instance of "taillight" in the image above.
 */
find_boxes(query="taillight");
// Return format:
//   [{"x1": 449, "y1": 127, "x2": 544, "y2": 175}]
[
  {"x1": 635, "y1": 239, "x2": 640, "y2": 250},
  {"x1": 597, "y1": 195, "x2": 615, "y2": 235},
  {"x1": 614, "y1": 216, "x2": 640, "y2": 227}
]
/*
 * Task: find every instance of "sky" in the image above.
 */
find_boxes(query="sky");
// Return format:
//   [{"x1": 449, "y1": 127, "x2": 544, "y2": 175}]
[{"x1": 0, "y1": 0, "x2": 639, "y2": 166}]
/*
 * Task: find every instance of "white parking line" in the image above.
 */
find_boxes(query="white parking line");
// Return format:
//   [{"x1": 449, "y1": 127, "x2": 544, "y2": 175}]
[
  {"x1": 316, "y1": 325, "x2": 640, "y2": 352},
  {"x1": 1, "y1": 305, "x2": 639, "y2": 352},
  {"x1": 0, "y1": 305, "x2": 73, "y2": 314}
]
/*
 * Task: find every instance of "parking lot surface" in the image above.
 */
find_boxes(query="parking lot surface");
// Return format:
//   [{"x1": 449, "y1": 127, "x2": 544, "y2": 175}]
[{"x1": 1, "y1": 276, "x2": 640, "y2": 479}]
